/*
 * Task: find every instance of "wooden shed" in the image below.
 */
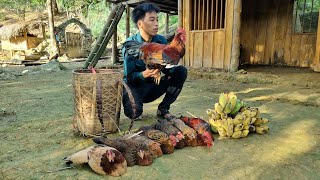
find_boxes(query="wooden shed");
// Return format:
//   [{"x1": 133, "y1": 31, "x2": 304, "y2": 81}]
[
  {"x1": 109, "y1": 0, "x2": 320, "y2": 72},
  {"x1": 0, "y1": 21, "x2": 46, "y2": 57},
  {"x1": 181, "y1": 0, "x2": 320, "y2": 72}
]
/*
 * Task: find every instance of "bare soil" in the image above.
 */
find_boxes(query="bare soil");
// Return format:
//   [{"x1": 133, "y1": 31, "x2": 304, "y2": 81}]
[{"x1": 0, "y1": 62, "x2": 319, "y2": 179}]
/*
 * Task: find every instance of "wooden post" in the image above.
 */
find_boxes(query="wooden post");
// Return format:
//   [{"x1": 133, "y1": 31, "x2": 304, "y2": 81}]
[
  {"x1": 313, "y1": 11, "x2": 320, "y2": 72},
  {"x1": 229, "y1": 0, "x2": 242, "y2": 72},
  {"x1": 165, "y1": 13, "x2": 169, "y2": 34},
  {"x1": 126, "y1": 4, "x2": 130, "y2": 38},
  {"x1": 112, "y1": 27, "x2": 118, "y2": 64},
  {"x1": 41, "y1": 24, "x2": 46, "y2": 40},
  {"x1": 178, "y1": 0, "x2": 182, "y2": 27}
]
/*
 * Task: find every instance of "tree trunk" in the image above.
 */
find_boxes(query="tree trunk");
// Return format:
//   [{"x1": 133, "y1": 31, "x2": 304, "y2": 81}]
[
  {"x1": 47, "y1": 0, "x2": 60, "y2": 56},
  {"x1": 52, "y1": 0, "x2": 59, "y2": 15}
]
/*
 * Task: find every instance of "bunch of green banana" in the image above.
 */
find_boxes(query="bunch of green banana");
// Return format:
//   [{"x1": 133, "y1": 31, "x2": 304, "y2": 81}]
[
  {"x1": 230, "y1": 99, "x2": 245, "y2": 116},
  {"x1": 207, "y1": 92, "x2": 270, "y2": 138},
  {"x1": 216, "y1": 92, "x2": 244, "y2": 116}
]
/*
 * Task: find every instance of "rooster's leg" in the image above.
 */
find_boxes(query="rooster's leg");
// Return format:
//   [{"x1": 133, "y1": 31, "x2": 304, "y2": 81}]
[{"x1": 153, "y1": 71, "x2": 161, "y2": 85}]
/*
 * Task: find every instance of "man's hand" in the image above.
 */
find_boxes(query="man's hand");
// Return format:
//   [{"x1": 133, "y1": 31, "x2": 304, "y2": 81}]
[{"x1": 142, "y1": 68, "x2": 159, "y2": 78}]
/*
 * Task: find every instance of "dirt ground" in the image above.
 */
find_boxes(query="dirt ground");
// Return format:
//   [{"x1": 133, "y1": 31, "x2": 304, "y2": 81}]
[{"x1": 0, "y1": 61, "x2": 319, "y2": 179}]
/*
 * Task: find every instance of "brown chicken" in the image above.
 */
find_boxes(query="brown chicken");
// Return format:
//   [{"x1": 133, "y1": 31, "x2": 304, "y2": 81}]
[
  {"x1": 123, "y1": 27, "x2": 186, "y2": 84},
  {"x1": 180, "y1": 116, "x2": 214, "y2": 148},
  {"x1": 154, "y1": 120, "x2": 185, "y2": 149},
  {"x1": 135, "y1": 144, "x2": 153, "y2": 166},
  {"x1": 126, "y1": 134, "x2": 163, "y2": 159},
  {"x1": 88, "y1": 146, "x2": 127, "y2": 176},
  {"x1": 172, "y1": 119, "x2": 198, "y2": 147},
  {"x1": 63, "y1": 145, "x2": 127, "y2": 176},
  {"x1": 139, "y1": 125, "x2": 175, "y2": 154},
  {"x1": 92, "y1": 137, "x2": 153, "y2": 166}
]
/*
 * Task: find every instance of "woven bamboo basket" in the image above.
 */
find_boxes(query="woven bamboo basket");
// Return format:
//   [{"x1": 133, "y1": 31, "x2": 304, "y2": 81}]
[{"x1": 73, "y1": 68, "x2": 123, "y2": 136}]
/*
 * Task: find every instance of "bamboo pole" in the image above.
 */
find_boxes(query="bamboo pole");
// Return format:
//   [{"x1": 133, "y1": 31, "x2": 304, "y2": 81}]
[
  {"x1": 112, "y1": 27, "x2": 118, "y2": 64},
  {"x1": 229, "y1": 0, "x2": 242, "y2": 72},
  {"x1": 126, "y1": 4, "x2": 130, "y2": 38},
  {"x1": 112, "y1": 3, "x2": 119, "y2": 64},
  {"x1": 84, "y1": 4, "x2": 125, "y2": 68}
]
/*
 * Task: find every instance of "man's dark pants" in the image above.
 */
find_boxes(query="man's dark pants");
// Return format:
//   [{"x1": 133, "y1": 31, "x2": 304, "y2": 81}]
[{"x1": 122, "y1": 66, "x2": 188, "y2": 119}]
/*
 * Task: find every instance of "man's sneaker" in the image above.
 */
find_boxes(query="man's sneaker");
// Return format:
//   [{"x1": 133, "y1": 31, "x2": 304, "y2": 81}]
[{"x1": 156, "y1": 109, "x2": 176, "y2": 121}]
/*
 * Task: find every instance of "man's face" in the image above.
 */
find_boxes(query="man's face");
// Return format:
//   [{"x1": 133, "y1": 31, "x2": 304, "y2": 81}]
[{"x1": 138, "y1": 11, "x2": 159, "y2": 37}]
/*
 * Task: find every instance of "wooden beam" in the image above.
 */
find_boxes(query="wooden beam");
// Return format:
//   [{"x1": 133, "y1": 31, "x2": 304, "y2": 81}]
[
  {"x1": 220, "y1": 0, "x2": 223, "y2": 28},
  {"x1": 117, "y1": 0, "x2": 178, "y2": 13},
  {"x1": 41, "y1": 24, "x2": 46, "y2": 39},
  {"x1": 211, "y1": 0, "x2": 214, "y2": 29},
  {"x1": 126, "y1": 4, "x2": 130, "y2": 38},
  {"x1": 202, "y1": 0, "x2": 205, "y2": 30},
  {"x1": 198, "y1": 0, "x2": 201, "y2": 30},
  {"x1": 229, "y1": 0, "x2": 241, "y2": 72},
  {"x1": 150, "y1": 3, "x2": 177, "y2": 12},
  {"x1": 207, "y1": 0, "x2": 209, "y2": 29},
  {"x1": 178, "y1": 0, "x2": 182, "y2": 27},
  {"x1": 193, "y1": 0, "x2": 196, "y2": 30},
  {"x1": 215, "y1": 0, "x2": 218, "y2": 29},
  {"x1": 118, "y1": 0, "x2": 144, "y2": 4},
  {"x1": 313, "y1": 11, "x2": 320, "y2": 72}
]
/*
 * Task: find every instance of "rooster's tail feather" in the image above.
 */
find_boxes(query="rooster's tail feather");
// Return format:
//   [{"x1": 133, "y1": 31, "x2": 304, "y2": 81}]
[{"x1": 123, "y1": 40, "x2": 143, "y2": 58}]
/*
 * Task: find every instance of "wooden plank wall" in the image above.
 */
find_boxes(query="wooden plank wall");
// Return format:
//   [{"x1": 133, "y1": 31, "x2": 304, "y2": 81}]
[
  {"x1": 27, "y1": 37, "x2": 43, "y2": 49},
  {"x1": 182, "y1": 0, "x2": 231, "y2": 69},
  {"x1": 186, "y1": 30, "x2": 226, "y2": 68},
  {"x1": 3, "y1": 37, "x2": 28, "y2": 51},
  {"x1": 241, "y1": 0, "x2": 317, "y2": 67}
]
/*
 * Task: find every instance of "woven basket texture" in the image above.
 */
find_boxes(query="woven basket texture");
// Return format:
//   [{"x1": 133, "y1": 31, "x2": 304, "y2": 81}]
[{"x1": 73, "y1": 69, "x2": 123, "y2": 136}]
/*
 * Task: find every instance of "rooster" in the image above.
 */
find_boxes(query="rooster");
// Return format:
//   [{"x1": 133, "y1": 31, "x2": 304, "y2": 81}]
[
  {"x1": 180, "y1": 116, "x2": 214, "y2": 148},
  {"x1": 123, "y1": 27, "x2": 186, "y2": 84}
]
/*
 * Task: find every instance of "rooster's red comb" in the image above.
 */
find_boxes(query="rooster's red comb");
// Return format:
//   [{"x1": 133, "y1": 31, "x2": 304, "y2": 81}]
[{"x1": 176, "y1": 27, "x2": 185, "y2": 34}]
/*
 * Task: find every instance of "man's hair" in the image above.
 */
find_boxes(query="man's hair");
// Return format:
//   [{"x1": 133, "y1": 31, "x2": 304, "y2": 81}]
[{"x1": 132, "y1": 3, "x2": 160, "y2": 25}]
